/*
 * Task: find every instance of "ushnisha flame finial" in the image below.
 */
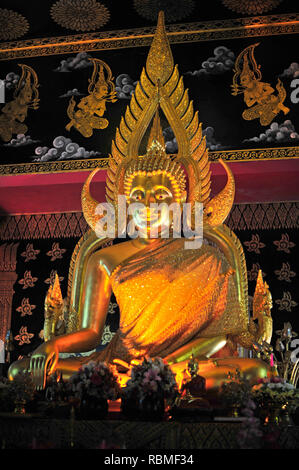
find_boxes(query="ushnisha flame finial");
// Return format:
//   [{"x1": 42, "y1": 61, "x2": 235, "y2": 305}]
[
  {"x1": 146, "y1": 11, "x2": 174, "y2": 86},
  {"x1": 82, "y1": 10, "x2": 235, "y2": 233}
]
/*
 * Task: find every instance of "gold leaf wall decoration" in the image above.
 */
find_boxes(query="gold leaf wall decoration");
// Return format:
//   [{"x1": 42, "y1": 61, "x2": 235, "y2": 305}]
[
  {"x1": 0, "y1": 9, "x2": 29, "y2": 41},
  {"x1": 133, "y1": 0, "x2": 195, "y2": 22},
  {"x1": 50, "y1": 0, "x2": 110, "y2": 32},
  {"x1": 231, "y1": 43, "x2": 290, "y2": 127},
  {"x1": 222, "y1": 0, "x2": 283, "y2": 16}
]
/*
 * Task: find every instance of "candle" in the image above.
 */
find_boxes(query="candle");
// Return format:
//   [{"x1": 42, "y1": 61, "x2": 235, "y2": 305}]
[{"x1": 270, "y1": 354, "x2": 274, "y2": 367}]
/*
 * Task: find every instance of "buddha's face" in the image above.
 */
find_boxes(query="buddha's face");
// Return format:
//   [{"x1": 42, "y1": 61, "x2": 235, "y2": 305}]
[{"x1": 128, "y1": 173, "x2": 184, "y2": 235}]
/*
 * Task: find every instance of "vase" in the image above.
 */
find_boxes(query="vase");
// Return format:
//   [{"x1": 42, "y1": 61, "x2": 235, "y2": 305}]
[
  {"x1": 227, "y1": 404, "x2": 240, "y2": 418},
  {"x1": 138, "y1": 395, "x2": 165, "y2": 421},
  {"x1": 45, "y1": 402, "x2": 72, "y2": 419},
  {"x1": 264, "y1": 403, "x2": 281, "y2": 425},
  {"x1": 78, "y1": 397, "x2": 108, "y2": 420},
  {"x1": 14, "y1": 399, "x2": 26, "y2": 415},
  {"x1": 121, "y1": 394, "x2": 165, "y2": 421},
  {"x1": 280, "y1": 404, "x2": 294, "y2": 426},
  {"x1": 121, "y1": 395, "x2": 139, "y2": 419}
]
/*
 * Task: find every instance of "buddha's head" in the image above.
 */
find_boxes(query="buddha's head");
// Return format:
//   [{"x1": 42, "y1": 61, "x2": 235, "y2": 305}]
[
  {"x1": 123, "y1": 143, "x2": 186, "y2": 234},
  {"x1": 82, "y1": 13, "x2": 236, "y2": 237}
]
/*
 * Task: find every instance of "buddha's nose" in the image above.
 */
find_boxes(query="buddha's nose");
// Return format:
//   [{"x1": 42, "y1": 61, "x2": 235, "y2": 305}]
[{"x1": 145, "y1": 190, "x2": 155, "y2": 206}]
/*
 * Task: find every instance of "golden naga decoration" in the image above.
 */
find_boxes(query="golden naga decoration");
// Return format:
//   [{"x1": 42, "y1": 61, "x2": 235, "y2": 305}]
[
  {"x1": 0, "y1": 64, "x2": 39, "y2": 142},
  {"x1": 230, "y1": 269, "x2": 273, "y2": 350},
  {"x1": 9, "y1": 12, "x2": 275, "y2": 392},
  {"x1": 253, "y1": 270, "x2": 273, "y2": 344},
  {"x1": 65, "y1": 58, "x2": 117, "y2": 138},
  {"x1": 231, "y1": 43, "x2": 289, "y2": 126},
  {"x1": 43, "y1": 273, "x2": 65, "y2": 342}
]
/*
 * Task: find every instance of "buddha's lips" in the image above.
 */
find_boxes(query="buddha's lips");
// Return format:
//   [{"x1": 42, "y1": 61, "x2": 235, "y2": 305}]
[{"x1": 135, "y1": 209, "x2": 160, "y2": 223}]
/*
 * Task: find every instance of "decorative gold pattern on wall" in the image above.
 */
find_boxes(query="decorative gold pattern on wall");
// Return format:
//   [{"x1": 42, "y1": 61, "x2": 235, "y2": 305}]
[
  {"x1": 0, "y1": 146, "x2": 297, "y2": 175},
  {"x1": 0, "y1": 213, "x2": 89, "y2": 240},
  {"x1": 0, "y1": 13, "x2": 298, "y2": 61},
  {"x1": 0, "y1": 9, "x2": 29, "y2": 41},
  {"x1": 0, "y1": 64, "x2": 39, "y2": 142},
  {"x1": 16, "y1": 298, "x2": 36, "y2": 317},
  {"x1": 232, "y1": 43, "x2": 289, "y2": 126},
  {"x1": 273, "y1": 233, "x2": 296, "y2": 253},
  {"x1": 65, "y1": 58, "x2": 117, "y2": 137},
  {"x1": 208, "y1": 146, "x2": 299, "y2": 162},
  {"x1": 14, "y1": 326, "x2": 34, "y2": 346},
  {"x1": 18, "y1": 270, "x2": 38, "y2": 289},
  {"x1": 133, "y1": 0, "x2": 195, "y2": 22},
  {"x1": 0, "y1": 243, "x2": 19, "y2": 341},
  {"x1": 0, "y1": 157, "x2": 105, "y2": 175},
  {"x1": 50, "y1": 0, "x2": 110, "y2": 32},
  {"x1": 275, "y1": 291, "x2": 298, "y2": 312},
  {"x1": 0, "y1": 202, "x2": 297, "y2": 241},
  {"x1": 222, "y1": 0, "x2": 283, "y2": 16},
  {"x1": 226, "y1": 202, "x2": 299, "y2": 231}
]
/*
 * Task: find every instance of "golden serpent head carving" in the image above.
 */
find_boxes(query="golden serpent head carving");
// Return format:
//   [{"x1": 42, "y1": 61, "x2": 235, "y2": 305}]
[
  {"x1": 82, "y1": 11, "x2": 235, "y2": 233},
  {"x1": 253, "y1": 269, "x2": 273, "y2": 319}
]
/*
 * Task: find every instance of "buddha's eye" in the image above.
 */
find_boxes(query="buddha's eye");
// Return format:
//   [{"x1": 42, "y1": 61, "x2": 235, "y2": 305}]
[
  {"x1": 154, "y1": 188, "x2": 172, "y2": 201},
  {"x1": 130, "y1": 190, "x2": 144, "y2": 202}
]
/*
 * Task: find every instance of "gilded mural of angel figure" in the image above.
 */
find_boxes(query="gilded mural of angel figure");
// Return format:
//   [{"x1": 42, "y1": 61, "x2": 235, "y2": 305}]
[
  {"x1": 0, "y1": 64, "x2": 39, "y2": 142},
  {"x1": 65, "y1": 58, "x2": 117, "y2": 138},
  {"x1": 231, "y1": 43, "x2": 289, "y2": 126}
]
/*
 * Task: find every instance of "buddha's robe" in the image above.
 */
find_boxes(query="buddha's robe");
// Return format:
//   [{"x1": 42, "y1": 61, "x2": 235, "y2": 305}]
[{"x1": 87, "y1": 238, "x2": 248, "y2": 364}]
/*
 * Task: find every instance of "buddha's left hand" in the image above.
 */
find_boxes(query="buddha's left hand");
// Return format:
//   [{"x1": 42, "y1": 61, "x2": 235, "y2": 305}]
[{"x1": 29, "y1": 340, "x2": 59, "y2": 390}]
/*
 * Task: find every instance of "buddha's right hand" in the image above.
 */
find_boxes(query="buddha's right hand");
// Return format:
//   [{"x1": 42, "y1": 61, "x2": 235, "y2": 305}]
[{"x1": 29, "y1": 340, "x2": 59, "y2": 390}]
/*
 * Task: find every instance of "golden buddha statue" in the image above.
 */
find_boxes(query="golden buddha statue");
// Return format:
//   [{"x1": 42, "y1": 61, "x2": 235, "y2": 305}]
[{"x1": 9, "y1": 12, "x2": 274, "y2": 392}]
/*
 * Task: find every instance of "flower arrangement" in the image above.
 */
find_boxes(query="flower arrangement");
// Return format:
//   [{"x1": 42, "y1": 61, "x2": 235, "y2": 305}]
[
  {"x1": 68, "y1": 360, "x2": 121, "y2": 402},
  {"x1": 42, "y1": 372, "x2": 75, "y2": 417},
  {"x1": 0, "y1": 377, "x2": 13, "y2": 412},
  {"x1": 252, "y1": 376, "x2": 299, "y2": 409},
  {"x1": 45, "y1": 372, "x2": 69, "y2": 403},
  {"x1": 251, "y1": 376, "x2": 299, "y2": 425},
  {"x1": 123, "y1": 357, "x2": 178, "y2": 401},
  {"x1": 219, "y1": 369, "x2": 252, "y2": 411},
  {"x1": 8, "y1": 371, "x2": 36, "y2": 403},
  {"x1": 0, "y1": 372, "x2": 35, "y2": 414},
  {"x1": 121, "y1": 357, "x2": 179, "y2": 418}
]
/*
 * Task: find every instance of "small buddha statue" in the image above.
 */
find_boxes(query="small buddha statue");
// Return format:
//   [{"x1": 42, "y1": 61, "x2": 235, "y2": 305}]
[
  {"x1": 176, "y1": 355, "x2": 211, "y2": 409},
  {"x1": 9, "y1": 12, "x2": 273, "y2": 392}
]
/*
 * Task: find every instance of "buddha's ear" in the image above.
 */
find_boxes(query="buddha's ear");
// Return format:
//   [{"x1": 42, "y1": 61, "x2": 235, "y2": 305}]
[{"x1": 180, "y1": 190, "x2": 187, "y2": 204}]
